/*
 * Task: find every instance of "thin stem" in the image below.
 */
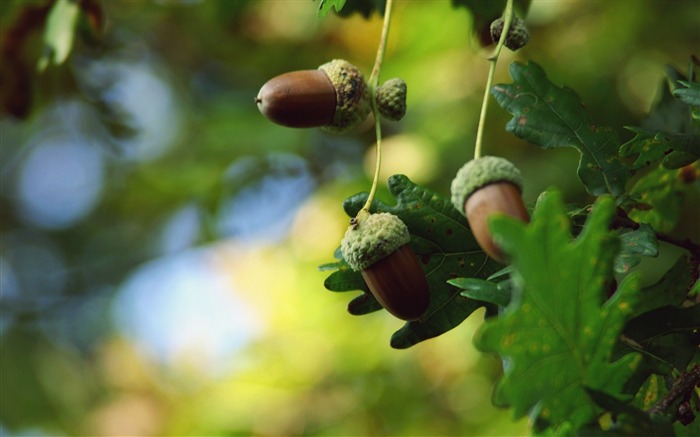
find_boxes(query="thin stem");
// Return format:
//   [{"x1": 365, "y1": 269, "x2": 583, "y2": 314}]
[
  {"x1": 361, "y1": 0, "x2": 394, "y2": 214},
  {"x1": 473, "y1": 0, "x2": 514, "y2": 160}
]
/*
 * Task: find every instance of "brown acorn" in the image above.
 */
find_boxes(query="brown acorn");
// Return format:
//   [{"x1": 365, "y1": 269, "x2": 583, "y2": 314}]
[
  {"x1": 451, "y1": 156, "x2": 529, "y2": 263},
  {"x1": 256, "y1": 59, "x2": 371, "y2": 133},
  {"x1": 340, "y1": 211, "x2": 430, "y2": 321}
]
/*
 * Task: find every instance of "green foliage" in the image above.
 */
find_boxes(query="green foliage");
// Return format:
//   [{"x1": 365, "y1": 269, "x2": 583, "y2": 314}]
[
  {"x1": 613, "y1": 224, "x2": 658, "y2": 274},
  {"x1": 491, "y1": 62, "x2": 630, "y2": 197},
  {"x1": 620, "y1": 128, "x2": 700, "y2": 170},
  {"x1": 316, "y1": 0, "x2": 347, "y2": 17},
  {"x1": 625, "y1": 163, "x2": 697, "y2": 233},
  {"x1": 473, "y1": 192, "x2": 643, "y2": 431},
  {"x1": 322, "y1": 174, "x2": 501, "y2": 349},
  {"x1": 316, "y1": 0, "x2": 386, "y2": 18}
]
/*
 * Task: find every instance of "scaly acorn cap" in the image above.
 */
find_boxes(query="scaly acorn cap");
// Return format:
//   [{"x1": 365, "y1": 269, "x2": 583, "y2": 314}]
[
  {"x1": 490, "y1": 15, "x2": 529, "y2": 51},
  {"x1": 318, "y1": 59, "x2": 372, "y2": 133},
  {"x1": 340, "y1": 211, "x2": 410, "y2": 272},
  {"x1": 375, "y1": 78, "x2": 407, "y2": 121},
  {"x1": 450, "y1": 156, "x2": 523, "y2": 216}
]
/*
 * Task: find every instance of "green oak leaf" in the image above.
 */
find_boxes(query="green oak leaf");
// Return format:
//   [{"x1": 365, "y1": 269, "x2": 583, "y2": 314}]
[
  {"x1": 625, "y1": 162, "x2": 698, "y2": 233},
  {"x1": 492, "y1": 61, "x2": 630, "y2": 197},
  {"x1": 619, "y1": 127, "x2": 700, "y2": 170},
  {"x1": 613, "y1": 224, "x2": 658, "y2": 274},
  {"x1": 322, "y1": 174, "x2": 502, "y2": 349},
  {"x1": 474, "y1": 191, "x2": 642, "y2": 430}
]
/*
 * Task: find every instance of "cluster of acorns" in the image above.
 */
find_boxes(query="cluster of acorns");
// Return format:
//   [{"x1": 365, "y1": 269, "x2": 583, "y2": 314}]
[{"x1": 255, "y1": 16, "x2": 529, "y2": 321}]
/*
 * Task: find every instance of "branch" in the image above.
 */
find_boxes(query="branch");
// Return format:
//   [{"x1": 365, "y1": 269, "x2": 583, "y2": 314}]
[{"x1": 647, "y1": 364, "x2": 700, "y2": 418}]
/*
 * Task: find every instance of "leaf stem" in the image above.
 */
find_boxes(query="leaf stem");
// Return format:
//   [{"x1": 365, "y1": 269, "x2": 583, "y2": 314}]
[
  {"x1": 473, "y1": 0, "x2": 514, "y2": 160},
  {"x1": 361, "y1": 0, "x2": 394, "y2": 215}
]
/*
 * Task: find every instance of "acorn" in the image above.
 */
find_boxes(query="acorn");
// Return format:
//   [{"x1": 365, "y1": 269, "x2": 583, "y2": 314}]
[
  {"x1": 256, "y1": 59, "x2": 372, "y2": 133},
  {"x1": 375, "y1": 78, "x2": 407, "y2": 121},
  {"x1": 490, "y1": 15, "x2": 529, "y2": 51},
  {"x1": 340, "y1": 210, "x2": 430, "y2": 321},
  {"x1": 451, "y1": 156, "x2": 529, "y2": 263}
]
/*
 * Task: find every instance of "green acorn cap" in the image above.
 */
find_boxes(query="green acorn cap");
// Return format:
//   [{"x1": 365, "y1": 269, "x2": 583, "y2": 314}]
[
  {"x1": 375, "y1": 78, "x2": 407, "y2": 121},
  {"x1": 450, "y1": 156, "x2": 523, "y2": 216},
  {"x1": 340, "y1": 211, "x2": 411, "y2": 271},
  {"x1": 490, "y1": 15, "x2": 529, "y2": 51},
  {"x1": 318, "y1": 59, "x2": 372, "y2": 133}
]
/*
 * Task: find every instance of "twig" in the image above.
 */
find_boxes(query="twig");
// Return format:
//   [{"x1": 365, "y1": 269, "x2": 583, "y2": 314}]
[{"x1": 647, "y1": 364, "x2": 700, "y2": 417}]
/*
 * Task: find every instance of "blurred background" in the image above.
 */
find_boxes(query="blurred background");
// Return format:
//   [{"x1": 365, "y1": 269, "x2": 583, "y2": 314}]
[{"x1": 1, "y1": 0, "x2": 698, "y2": 435}]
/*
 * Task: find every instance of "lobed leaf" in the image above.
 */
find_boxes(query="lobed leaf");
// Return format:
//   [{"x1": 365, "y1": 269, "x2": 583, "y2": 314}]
[
  {"x1": 619, "y1": 127, "x2": 700, "y2": 170},
  {"x1": 625, "y1": 162, "x2": 698, "y2": 233},
  {"x1": 492, "y1": 62, "x2": 630, "y2": 197},
  {"x1": 613, "y1": 224, "x2": 658, "y2": 274},
  {"x1": 322, "y1": 174, "x2": 502, "y2": 349},
  {"x1": 474, "y1": 191, "x2": 643, "y2": 430}
]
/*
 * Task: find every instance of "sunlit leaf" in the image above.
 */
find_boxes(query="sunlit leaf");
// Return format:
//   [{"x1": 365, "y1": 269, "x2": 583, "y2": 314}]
[
  {"x1": 619, "y1": 127, "x2": 700, "y2": 170},
  {"x1": 316, "y1": 0, "x2": 347, "y2": 17},
  {"x1": 613, "y1": 224, "x2": 658, "y2": 274},
  {"x1": 474, "y1": 191, "x2": 643, "y2": 430},
  {"x1": 322, "y1": 174, "x2": 502, "y2": 349},
  {"x1": 37, "y1": 0, "x2": 80, "y2": 71},
  {"x1": 492, "y1": 62, "x2": 630, "y2": 196}
]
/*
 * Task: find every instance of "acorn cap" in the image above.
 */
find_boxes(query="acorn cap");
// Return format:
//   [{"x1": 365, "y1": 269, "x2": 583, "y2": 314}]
[
  {"x1": 490, "y1": 15, "x2": 530, "y2": 51},
  {"x1": 375, "y1": 78, "x2": 407, "y2": 121},
  {"x1": 318, "y1": 59, "x2": 372, "y2": 133},
  {"x1": 340, "y1": 212, "x2": 410, "y2": 271},
  {"x1": 450, "y1": 156, "x2": 523, "y2": 216}
]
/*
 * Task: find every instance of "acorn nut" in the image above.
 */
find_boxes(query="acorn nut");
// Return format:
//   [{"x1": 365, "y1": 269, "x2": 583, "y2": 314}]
[
  {"x1": 451, "y1": 156, "x2": 529, "y2": 263},
  {"x1": 490, "y1": 15, "x2": 529, "y2": 51},
  {"x1": 340, "y1": 211, "x2": 430, "y2": 321},
  {"x1": 256, "y1": 59, "x2": 371, "y2": 133},
  {"x1": 375, "y1": 78, "x2": 407, "y2": 121}
]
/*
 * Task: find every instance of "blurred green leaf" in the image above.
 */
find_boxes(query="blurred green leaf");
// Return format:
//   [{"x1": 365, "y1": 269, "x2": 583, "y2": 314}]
[
  {"x1": 673, "y1": 80, "x2": 700, "y2": 106},
  {"x1": 323, "y1": 174, "x2": 502, "y2": 349},
  {"x1": 626, "y1": 163, "x2": 697, "y2": 233},
  {"x1": 318, "y1": 0, "x2": 386, "y2": 18},
  {"x1": 316, "y1": 0, "x2": 347, "y2": 17},
  {"x1": 613, "y1": 224, "x2": 658, "y2": 274},
  {"x1": 474, "y1": 191, "x2": 642, "y2": 430},
  {"x1": 492, "y1": 62, "x2": 630, "y2": 197},
  {"x1": 449, "y1": 277, "x2": 511, "y2": 307},
  {"x1": 629, "y1": 256, "x2": 693, "y2": 317},
  {"x1": 37, "y1": 0, "x2": 80, "y2": 71},
  {"x1": 619, "y1": 128, "x2": 700, "y2": 170}
]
